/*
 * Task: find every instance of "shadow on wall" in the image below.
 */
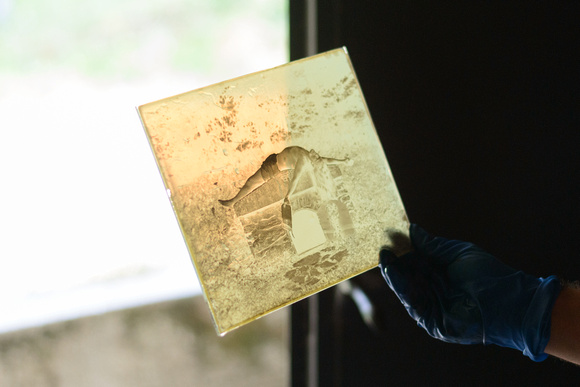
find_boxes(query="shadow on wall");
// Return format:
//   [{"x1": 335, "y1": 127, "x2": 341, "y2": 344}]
[{"x1": 0, "y1": 296, "x2": 288, "y2": 387}]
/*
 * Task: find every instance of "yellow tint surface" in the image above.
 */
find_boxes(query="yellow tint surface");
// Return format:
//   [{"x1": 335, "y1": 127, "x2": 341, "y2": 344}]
[{"x1": 138, "y1": 48, "x2": 409, "y2": 334}]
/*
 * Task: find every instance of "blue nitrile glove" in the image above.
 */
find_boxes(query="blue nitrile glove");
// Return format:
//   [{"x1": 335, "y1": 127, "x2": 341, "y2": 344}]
[{"x1": 379, "y1": 224, "x2": 561, "y2": 361}]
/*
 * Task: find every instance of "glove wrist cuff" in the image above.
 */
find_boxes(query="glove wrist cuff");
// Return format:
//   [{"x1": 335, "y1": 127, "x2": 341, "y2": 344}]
[{"x1": 521, "y1": 275, "x2": 561, "y2": 361}]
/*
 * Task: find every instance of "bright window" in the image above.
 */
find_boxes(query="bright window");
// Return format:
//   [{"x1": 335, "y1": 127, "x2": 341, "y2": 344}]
[{"x1": 0, "y1": 0, "x2": 288, "y2": 332}]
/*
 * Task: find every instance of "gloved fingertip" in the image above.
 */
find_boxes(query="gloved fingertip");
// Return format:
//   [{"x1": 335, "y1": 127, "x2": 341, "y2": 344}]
[
  {"x1": 379, "y1": 248, "x2": 398, "y2": 267},
  {"x1": 410, "y1": 224, "x2": 434, "y2": 248}
]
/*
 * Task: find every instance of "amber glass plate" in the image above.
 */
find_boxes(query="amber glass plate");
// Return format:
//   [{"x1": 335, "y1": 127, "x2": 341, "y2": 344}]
[{"x1": 138, "y1": 48, "x2": 409, "y2": 334}]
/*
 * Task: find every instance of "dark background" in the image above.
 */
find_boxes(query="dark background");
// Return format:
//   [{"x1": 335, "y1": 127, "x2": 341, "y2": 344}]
[{"x1": 291, "y1": 1, "x2": 580, "y2": 386}]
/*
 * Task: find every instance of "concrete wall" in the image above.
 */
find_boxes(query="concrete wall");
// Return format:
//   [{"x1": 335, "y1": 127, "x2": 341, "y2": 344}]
[{"x1": 0, "y1": 296, "x2": 288, "y2": 386}]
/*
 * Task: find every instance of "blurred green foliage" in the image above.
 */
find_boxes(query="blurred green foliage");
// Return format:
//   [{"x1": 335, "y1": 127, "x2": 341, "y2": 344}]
[{"x1": 0, "y1": 0, "x2": 287, "y2": 79}]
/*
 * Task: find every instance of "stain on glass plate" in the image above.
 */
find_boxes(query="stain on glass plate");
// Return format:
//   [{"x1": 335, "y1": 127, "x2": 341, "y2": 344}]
[{"x1": 137, "y1": 48, "x2": 409, "y2": 335}]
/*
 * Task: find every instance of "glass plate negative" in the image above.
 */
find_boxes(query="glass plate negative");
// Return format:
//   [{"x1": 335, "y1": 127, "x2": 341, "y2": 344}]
[{"x1": 137, "y1": 47, "x2": 409, "y2": 335}]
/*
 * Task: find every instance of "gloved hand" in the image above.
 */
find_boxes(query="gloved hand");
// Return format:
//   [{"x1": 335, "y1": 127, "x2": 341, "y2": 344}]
[{"x1": 379, "y1": 224, "x2": 561, "y2": 361}]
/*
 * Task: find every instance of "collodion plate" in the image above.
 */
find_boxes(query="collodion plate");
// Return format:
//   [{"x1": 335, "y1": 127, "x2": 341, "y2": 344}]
[{"x1": 138, "y1": 48, "x2": 409, "y2": 334}]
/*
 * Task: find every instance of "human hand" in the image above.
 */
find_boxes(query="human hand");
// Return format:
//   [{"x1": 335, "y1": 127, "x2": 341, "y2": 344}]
[{"x1": 379, "y1": 224, "x2": 561, "y2": 361}]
